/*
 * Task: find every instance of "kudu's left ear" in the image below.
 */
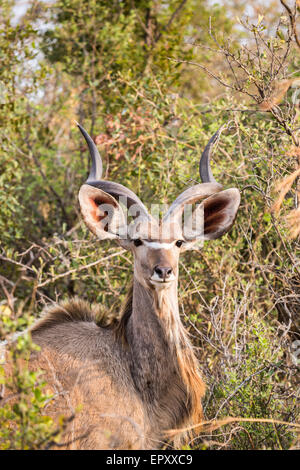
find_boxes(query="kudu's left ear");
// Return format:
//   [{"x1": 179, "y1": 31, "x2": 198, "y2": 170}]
[
  {"x1": 181, "y1": 188, "x2": 240, "y2": 249},
  {"x1": 174, "y1": 125, "x2": 241, "y2": 249},
  {"x1": 201, "y1": 188, "x2": 240, "y2": 239}
]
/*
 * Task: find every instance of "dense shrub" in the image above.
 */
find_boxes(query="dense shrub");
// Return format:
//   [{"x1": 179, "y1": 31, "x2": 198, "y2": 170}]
[{"x1": 0, "y1": 0, "x2": 299, "y2": 449}]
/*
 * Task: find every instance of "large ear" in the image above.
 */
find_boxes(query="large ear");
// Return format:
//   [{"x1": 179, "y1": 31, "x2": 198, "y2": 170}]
[
  {"x1": 183, "y1": 188, "x2": 240, "y2": 249},
  {"x1": 202, "y1": 188, "x2": 240, "y2": 239},
  {"x1": 78, "y1": 184, "x2": 126, "y2": 240}
]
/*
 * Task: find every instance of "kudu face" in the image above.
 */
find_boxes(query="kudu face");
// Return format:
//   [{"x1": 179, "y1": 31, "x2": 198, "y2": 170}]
[
  {"x1": 129, "y1": 219, "x2": 182, "y2": 291},
  {"x1": 77, "y1": 123, "x2": 240, "y2": 293}
]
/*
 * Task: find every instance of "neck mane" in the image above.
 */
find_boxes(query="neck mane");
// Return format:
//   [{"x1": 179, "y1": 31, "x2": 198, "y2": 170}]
[{"x1": 114, "y1": 276, "x2": 205, "y2": 443}]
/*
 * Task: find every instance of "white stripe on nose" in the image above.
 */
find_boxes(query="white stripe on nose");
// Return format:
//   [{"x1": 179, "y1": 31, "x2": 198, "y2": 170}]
[{"x1": 144, "y1": 241, "x2": 175, "y2": 249}]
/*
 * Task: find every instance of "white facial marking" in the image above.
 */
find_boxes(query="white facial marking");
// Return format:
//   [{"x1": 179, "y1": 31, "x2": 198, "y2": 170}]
[
  {"x1": 144, "y1": 241, "x2": 175, "y2": 250},
  {"x1": 150, "y1": 271, "x2": 176, "y2": 285}
]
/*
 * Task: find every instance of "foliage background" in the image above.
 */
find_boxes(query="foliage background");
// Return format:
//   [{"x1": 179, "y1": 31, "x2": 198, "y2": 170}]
[{"x1": 0, "y1": 0, "x2": 299, "y2": 449}]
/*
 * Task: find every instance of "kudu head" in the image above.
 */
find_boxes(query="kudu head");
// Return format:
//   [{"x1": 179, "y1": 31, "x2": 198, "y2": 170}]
[{"x1": 78, "y1": 123, "x2": 240, "y2": 293}]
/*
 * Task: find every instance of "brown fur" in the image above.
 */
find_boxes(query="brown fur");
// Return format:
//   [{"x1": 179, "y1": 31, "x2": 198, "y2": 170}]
[
  {"x1": 115, "y1": 280, "x2": 205, "y2": 434},
  {"x1": 114, "y1": 283, "x2": 133, "y2": 345},
  {"x1": 114, "y1": 281, "x2": 205, "y2": 438},
  {"x1": 152, "y1": 286, "x2": 205, "y2": 437}
]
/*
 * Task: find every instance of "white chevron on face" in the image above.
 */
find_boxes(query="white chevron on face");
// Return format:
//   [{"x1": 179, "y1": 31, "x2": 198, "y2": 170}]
[{"x1": 143, "y1": 241, "x2": 176, "y2": 250}]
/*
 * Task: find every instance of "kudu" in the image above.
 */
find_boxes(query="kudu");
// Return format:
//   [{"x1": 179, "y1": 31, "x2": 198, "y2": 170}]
[{"x1": 4, "y1": 124, "x2": 240, "y2": 449}]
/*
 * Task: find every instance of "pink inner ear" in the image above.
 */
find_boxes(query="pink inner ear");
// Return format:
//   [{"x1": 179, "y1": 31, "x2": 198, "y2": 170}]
[
  {"x1": 88, "y1": 195, "x2": 114, "y2": 225},
  {"x1": 88, "y1": 197, "x2": 102, "y2": 223},
  {"x1": 203, "y1": 197, "x2": 228, "y2": 235}
]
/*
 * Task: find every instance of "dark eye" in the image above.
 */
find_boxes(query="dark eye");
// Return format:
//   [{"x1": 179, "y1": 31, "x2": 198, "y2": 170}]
[
  {"x1": 176, "y1": 240, "x2": 184, "y2": 248},
  {"x1": 133, "y1": 239, "x2": 143, "y2": 247}
]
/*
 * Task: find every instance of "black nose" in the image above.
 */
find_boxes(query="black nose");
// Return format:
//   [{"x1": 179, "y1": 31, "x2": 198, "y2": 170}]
[{"x1": 154, "y1": 266, "x2": 173, "y2": 281}]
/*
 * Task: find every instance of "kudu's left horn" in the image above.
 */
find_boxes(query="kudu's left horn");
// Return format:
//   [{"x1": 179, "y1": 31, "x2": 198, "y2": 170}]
[
  {"x1": 199, "y1": 124, "x2": 227, "y2": 184},
  {"x1": 77, "y1": 122, "x2": 151, "y2": 219}
]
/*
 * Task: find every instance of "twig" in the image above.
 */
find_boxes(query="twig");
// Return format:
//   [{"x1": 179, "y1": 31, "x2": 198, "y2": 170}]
[
  {"x1": 37, "y1": 249, "x2": 126, "y2": 287},
  {"x1": 155, "y1": 0, "x2": 187, "y2": 43},
  {"x1": 280, "y1": 0, "x2": 300, "y2": 49}
]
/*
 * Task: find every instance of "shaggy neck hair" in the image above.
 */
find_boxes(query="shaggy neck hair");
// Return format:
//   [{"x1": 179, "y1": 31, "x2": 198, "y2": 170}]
[{"x1": 114, "y1": 276, "x2": 205, "y2": 443}]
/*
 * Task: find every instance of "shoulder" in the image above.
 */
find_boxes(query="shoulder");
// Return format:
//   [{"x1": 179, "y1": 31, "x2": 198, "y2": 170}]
[{"x1": 31, "y1": 298, "x2": 113, "y2": 335}]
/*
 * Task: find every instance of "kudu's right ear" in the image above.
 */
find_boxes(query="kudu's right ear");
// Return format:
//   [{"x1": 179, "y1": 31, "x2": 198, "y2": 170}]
[{"x1": 77, "y1": 123, "x2": 151, "y2": 246}]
